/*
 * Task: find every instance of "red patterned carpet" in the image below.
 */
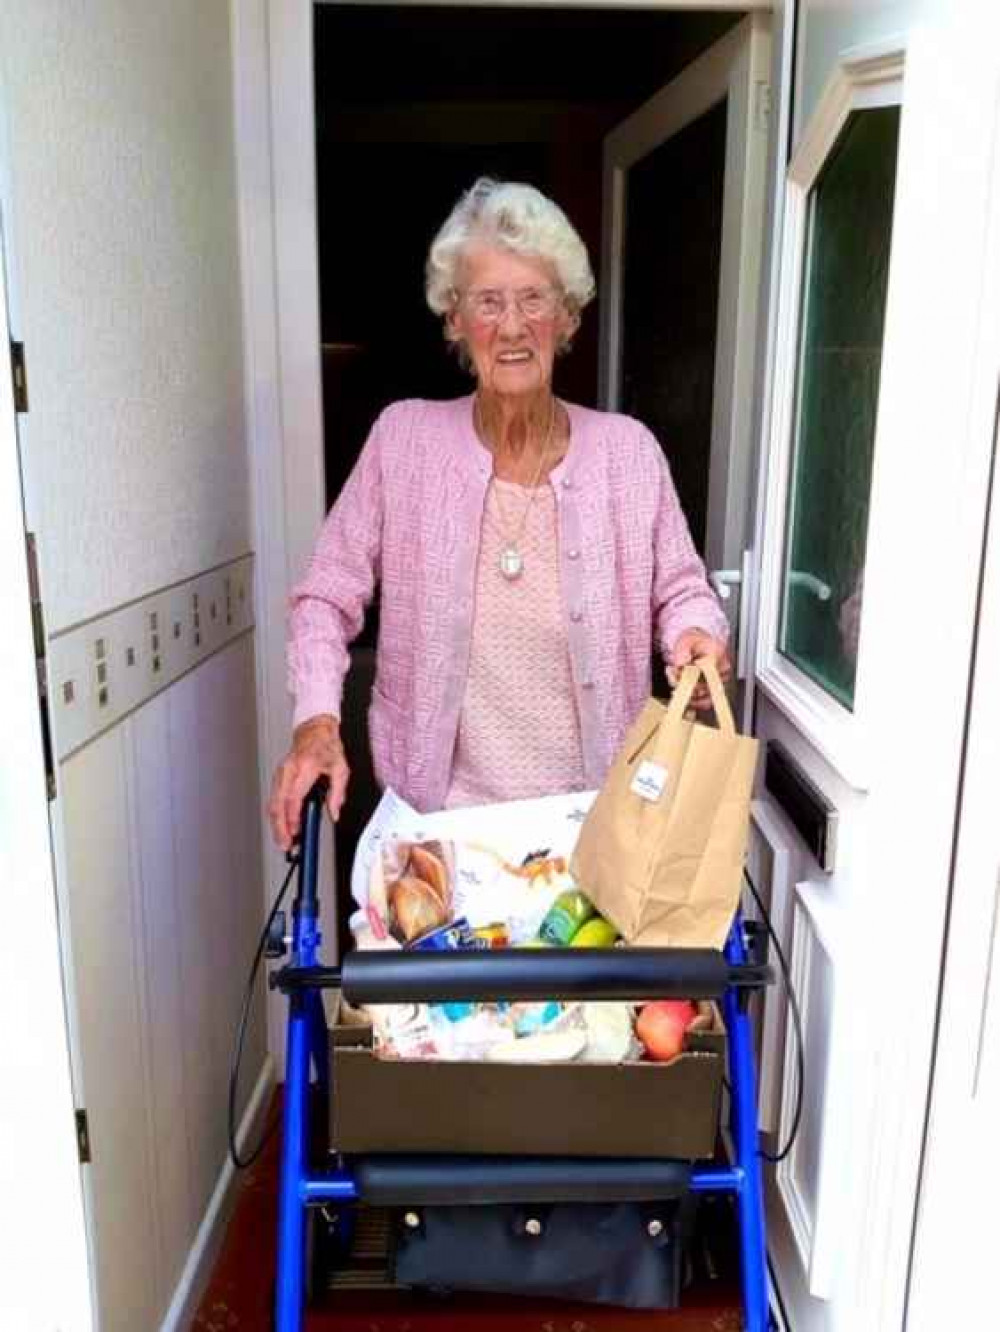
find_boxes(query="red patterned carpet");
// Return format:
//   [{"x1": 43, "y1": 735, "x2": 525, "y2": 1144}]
[{"x1": 191, "y1": 1098, "x2": 742, "y2": 1332}]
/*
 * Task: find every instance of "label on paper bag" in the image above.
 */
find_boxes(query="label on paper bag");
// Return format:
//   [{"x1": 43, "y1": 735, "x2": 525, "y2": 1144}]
[{"x1": 631, "y1": 760, "x2": 668, "y2": 802}]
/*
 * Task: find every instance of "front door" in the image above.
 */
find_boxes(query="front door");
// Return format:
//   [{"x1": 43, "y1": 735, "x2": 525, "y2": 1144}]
[
  {"x1": 754, "y1": 62, "x2": 905, "y2": 1325},
  {"x1": 599, "y1": 14, "x2": 771, "y2": 722},
  {"x1": 749, "y1": 8, "x2": 1000, "y2": 1330}
]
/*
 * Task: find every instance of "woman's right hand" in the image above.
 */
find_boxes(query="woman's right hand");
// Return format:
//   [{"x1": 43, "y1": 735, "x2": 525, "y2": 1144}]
[{"x1": 268, "y1": 714, "x2": 350, "y2": 851}]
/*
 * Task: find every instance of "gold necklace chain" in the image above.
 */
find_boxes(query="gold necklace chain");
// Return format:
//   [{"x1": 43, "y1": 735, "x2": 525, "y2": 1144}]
[{"x1": 475, "y1": 397, "x2": 557, "y2": 581}]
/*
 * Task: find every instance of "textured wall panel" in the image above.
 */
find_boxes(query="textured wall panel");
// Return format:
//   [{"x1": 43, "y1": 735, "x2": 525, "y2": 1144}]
[
  {"x1": 60, "y1": 637, "x2": 267, "y2": 1331},
  {"x1": 129, "y1": 697, "x2": 196, "y2": 1311},
  {"x1": 61, "y1": 729, "x2": 160, "y2": 1332},
  {"x1": 1, "y1": 0, "x2": 250, "y2": 631}
]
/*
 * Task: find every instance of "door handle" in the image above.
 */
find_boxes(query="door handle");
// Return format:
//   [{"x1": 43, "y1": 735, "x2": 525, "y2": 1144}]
[
  {"x1": 709, "y1": 551, "x2": 752, "y2": 681},
  {"x1": 788, "y1": 570, "x2": 832, "y2": 601},
  {"x1": 710, "y1": 569, "x2": 741, "y2": 601},
  {"x1": 715, "y1": 568, "x2": 830, "y2": 602}
]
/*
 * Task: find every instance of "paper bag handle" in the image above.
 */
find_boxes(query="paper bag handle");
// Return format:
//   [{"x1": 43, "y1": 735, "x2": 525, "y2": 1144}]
[{"x1": 665, "y1": 659, "x2": 735, "y2": 735}]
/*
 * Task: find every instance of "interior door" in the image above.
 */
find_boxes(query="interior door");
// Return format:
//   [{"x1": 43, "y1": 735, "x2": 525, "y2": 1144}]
[
  {"x1": 0, "y1": 195, "x2": 94, "y2": 1332},
  {"x1": 599, "y1": 14, "x2": 771, "y2": 722}
]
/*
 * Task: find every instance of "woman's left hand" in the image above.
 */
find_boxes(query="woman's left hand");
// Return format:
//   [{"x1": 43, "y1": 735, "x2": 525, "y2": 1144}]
[{"x1": 667, "y1": 629, "x2": 732, "y2": 710}]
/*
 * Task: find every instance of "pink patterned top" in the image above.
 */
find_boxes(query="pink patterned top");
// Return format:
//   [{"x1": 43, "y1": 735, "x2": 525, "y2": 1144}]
[
  {"x1": 445, "y1": 479, "x2": 586, "y2": 808},
  {"x1": 288, "y1": 395, "x2": 727, "y2": 813}
]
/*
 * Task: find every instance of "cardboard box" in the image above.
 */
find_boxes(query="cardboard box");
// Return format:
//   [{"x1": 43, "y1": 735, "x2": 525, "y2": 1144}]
[{"x1": 327, "y1": 999, "x2": 726, "y2": 1161}]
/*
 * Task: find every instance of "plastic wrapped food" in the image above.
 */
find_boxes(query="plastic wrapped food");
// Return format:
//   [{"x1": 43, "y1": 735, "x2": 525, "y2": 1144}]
[
  {"x1": 503, "y1": 1001, "x2": 564, "y2": 1037},
  {"x1": 370, "y1": 992, "x2": 645, "y2": 1067},
  {"x1": 427, "y1": 1005, "x2": 511, "y2": 1061},
  {"x1": 368, "y1": 839, "x2": 455, "y2": 944},
  {"x1": 580, "y1": 1003, "x2": 641, "y2": 1063},
  {"x1": 450, "y1": 846, "x2": 571, "y2": 944},
  {"x1": 485, "y1": 1030, "x2": 588, "y2": 1063},
  {"x1": 369, "y1": 1003, "x2": 441, "y2": 1059}
]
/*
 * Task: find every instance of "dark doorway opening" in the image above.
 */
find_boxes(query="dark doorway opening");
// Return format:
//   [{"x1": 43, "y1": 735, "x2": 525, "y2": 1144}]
[{"x1": 314, "y1": 3, "x2": 741, "y2": 506}]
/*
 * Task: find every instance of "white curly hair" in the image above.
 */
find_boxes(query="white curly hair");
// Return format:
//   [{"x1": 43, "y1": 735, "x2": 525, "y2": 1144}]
[{"x1": 425, "y1": 177, "x2": 596, "y2": 320}]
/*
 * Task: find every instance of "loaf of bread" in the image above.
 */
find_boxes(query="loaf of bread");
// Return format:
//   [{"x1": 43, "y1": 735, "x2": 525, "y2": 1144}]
[
  {"x1": 407, "y1": 843, "x2": 449, "y2": 909},
  {"x1": 388, "y1": 873, "x2": 450, "y2": 942}
]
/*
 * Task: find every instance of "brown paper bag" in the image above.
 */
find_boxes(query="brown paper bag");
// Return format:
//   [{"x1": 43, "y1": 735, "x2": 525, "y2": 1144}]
[{"x1": 570, "y1": 661, "x2": 758, "y2": 948}]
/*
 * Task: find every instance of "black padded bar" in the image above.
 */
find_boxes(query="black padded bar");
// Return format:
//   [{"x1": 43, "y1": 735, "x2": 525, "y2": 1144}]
[
  {"x1": 350, "y1": 1154, "x2": 692, "y2": 1205},
  {"x1": 339, "y1": 946, "x2": 730, "y2": 1005}
]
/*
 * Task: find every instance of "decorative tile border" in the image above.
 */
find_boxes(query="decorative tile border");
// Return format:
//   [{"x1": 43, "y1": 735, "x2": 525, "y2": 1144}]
[{"x1": 48, "y1": 553, "x2": 255, "y2": 761}]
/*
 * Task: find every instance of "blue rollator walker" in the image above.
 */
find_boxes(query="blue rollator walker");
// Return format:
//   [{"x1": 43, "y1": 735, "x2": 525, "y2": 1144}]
[{"x1": 270, "y1": 780, "x2": 776, "y2": 1330}]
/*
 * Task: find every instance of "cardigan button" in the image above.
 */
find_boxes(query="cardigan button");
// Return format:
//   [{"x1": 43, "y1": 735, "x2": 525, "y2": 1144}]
[
  {"x1": 567, "y1": 548, "x2": 580, "y2": 561},
  {"x1": 582, "y1": 679, "x2": 594, "y2": 690},
  {"x1": 570, "y1": 609, "x2": 583, "y2": 623},
  {"x1": 562, "y1": 476, "x2": 573, "y2": 489}
]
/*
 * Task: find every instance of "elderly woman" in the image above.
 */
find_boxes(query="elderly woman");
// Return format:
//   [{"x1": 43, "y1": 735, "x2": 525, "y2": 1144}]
[{"x1": 269, "y1": 178, "x2": 729, "y2": 849}]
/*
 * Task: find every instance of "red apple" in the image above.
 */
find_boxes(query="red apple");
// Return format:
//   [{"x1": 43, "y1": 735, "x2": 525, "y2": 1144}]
[{"x1": 636, "y1": 1000, "x2": 698, "y2": 1062}]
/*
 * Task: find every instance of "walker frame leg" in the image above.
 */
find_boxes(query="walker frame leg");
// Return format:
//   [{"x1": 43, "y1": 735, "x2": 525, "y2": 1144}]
[
  {"x1": 275, "y1": 790, "x2": 334, "y2": 1331},
  {"x1": 724, "y1": 923, "x2": 772, "y2": 1332},
  {"x1": 275, "y1": 997, "x2": 313, "y2": 1332}
]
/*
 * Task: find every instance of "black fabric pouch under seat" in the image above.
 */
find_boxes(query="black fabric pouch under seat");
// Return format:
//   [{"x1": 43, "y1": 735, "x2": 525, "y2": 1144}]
[{"x1": 392, "y1": 1200, "x2": 684, "y2": 1309}]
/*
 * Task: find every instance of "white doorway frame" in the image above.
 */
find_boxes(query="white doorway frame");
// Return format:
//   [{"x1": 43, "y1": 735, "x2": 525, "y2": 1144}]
[{"x1": 599, "y1": 14, "x2": 771, "y2": 580}]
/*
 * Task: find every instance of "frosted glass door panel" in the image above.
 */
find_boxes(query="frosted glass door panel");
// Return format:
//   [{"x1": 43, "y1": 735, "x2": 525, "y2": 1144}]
[{"x1": 780, "y1": 106, "x2": 900, "y2": 707}]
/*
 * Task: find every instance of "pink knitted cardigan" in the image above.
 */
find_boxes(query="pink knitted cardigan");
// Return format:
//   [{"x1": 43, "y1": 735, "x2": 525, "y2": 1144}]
[{"x1": 288, "y1": 395, "x2": 728, "y2": 812}]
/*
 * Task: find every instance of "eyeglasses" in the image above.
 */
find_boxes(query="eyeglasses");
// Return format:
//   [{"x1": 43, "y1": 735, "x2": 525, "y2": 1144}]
[{"x1": 458, "y1": 285, "x2": 564, "y2": 325}]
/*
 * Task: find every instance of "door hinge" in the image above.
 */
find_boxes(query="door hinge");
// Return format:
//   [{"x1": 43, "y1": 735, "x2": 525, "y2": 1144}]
[
  {"x1": 754, "y1": 80, "x2": 772, "y2": 133},
  {"x1": 75, "y1": 1109, "x2": 92, "y2": 1164},
  {"x1": 10, "y1": 340, "x2": 28, "y2": 412},
  {"x1": 26, "y1": 533, "x2": 56, "y2": 800}
]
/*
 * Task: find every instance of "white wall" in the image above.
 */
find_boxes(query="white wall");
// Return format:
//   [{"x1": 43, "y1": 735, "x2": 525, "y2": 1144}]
[
  {"x1": 794, "y1": 0, "x2": 921, "y2": 147},
  {"x1": 0, "y1": 3, "x2": 271, "y2": 1328},
  {"x1": 0, "y1": 0, "x2": 250, "y2": 631}
]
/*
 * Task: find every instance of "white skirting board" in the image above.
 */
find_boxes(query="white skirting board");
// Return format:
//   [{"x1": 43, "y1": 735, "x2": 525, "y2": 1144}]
[{"x1": 159, "y1": 1055, "x2": 275, "y2": 1332}]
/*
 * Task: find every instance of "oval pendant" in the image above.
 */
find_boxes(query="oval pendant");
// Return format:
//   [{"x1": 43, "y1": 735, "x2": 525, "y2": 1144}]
[{"x1": 499, "y1": 546, "x2": 524, "y2": 580}]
